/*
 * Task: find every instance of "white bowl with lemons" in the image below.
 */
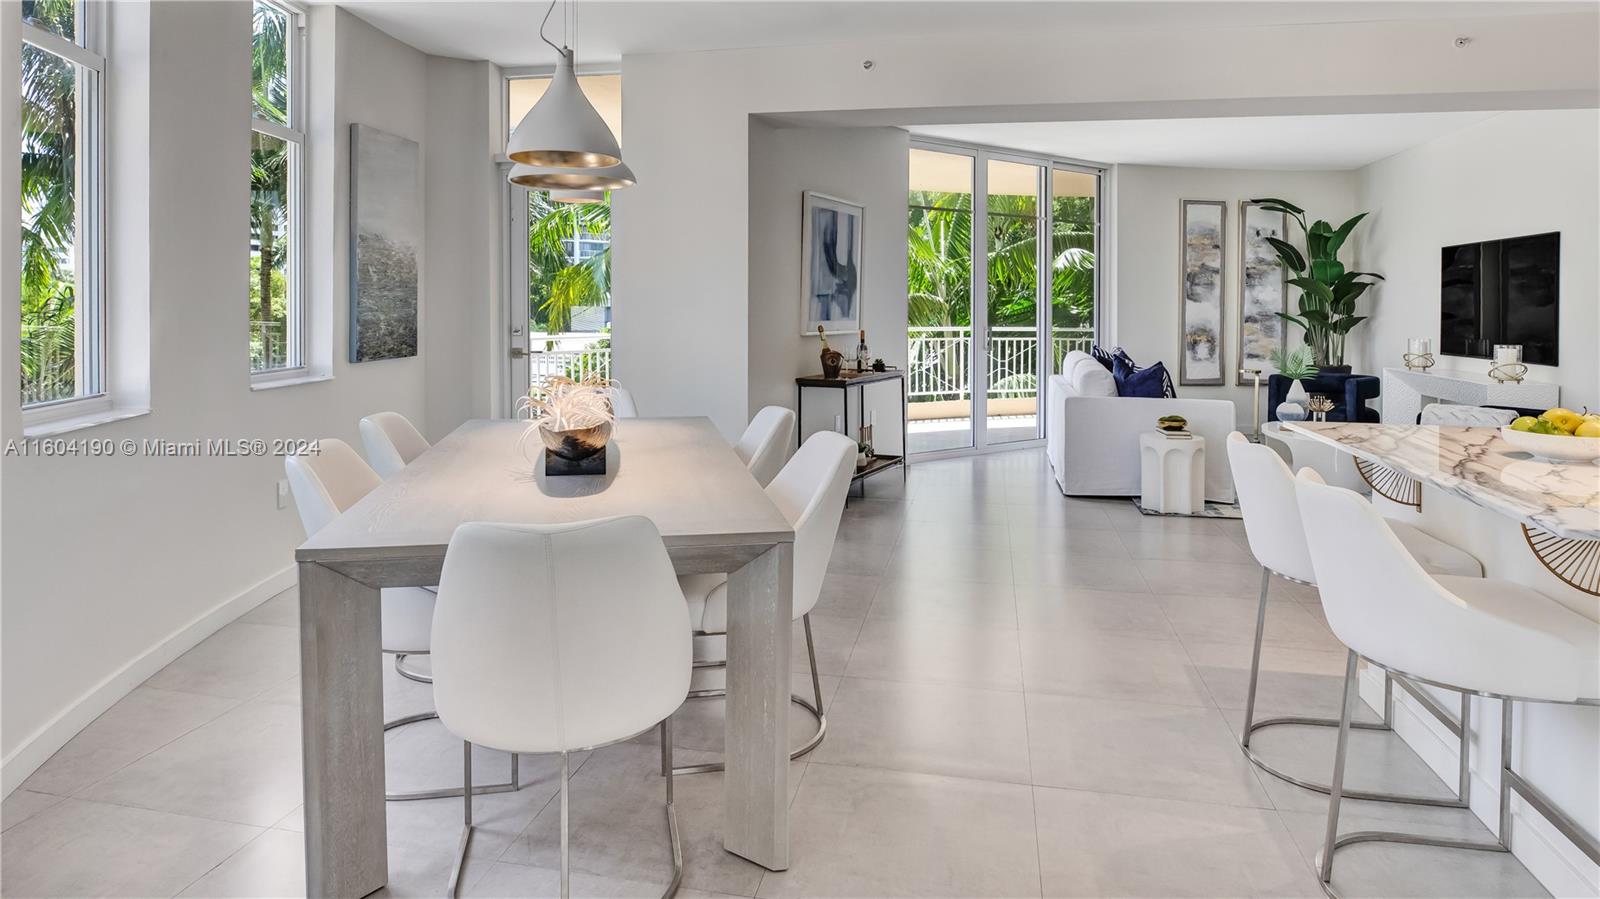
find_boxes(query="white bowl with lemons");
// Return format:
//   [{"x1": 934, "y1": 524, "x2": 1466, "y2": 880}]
[{"x1": 1500, "y1": 409, "x2": 1600, "y2": 463}]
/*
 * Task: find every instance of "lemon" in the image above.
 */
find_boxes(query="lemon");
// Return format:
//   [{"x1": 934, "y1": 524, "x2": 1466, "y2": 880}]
[
  {"x1": 1510, "y1": 416, "x2": 1538, "y2": 432},
  {"x1": 1540, "y1": 408, "x2": 1584, "y2": 434},
  {"x1": 1577, "y1": 420, "x2": 1600, "y2": 439}
]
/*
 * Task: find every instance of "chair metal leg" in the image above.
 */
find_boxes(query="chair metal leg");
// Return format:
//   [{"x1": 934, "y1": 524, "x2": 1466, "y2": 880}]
[
  {"x1": 559, "y1": 751, "x2": 570, "y2": 899},
  {"x1": 384, "y1": 710, "x2": 520, "y2": 802},
  {"x1": 1239, "y1": 573, "x2": 1467, "y2": 808},
  {"x1": 672, "y1": 614, "x2": 826, "y2": 776},
  {"x1": 394, "y1": 652, "x2": 434, "y2": 684},
  {"x1": 660, "y1": 719, "x2": 683, "y2": 899},
  {"x1": 1319, "y1": 650, "x2": 1359, "y2": 885},
  {"x1": 447, "y1": 741, "x2": 475, "y2": 898}
]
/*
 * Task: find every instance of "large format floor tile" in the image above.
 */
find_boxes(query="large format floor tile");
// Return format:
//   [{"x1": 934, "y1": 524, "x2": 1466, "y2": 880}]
[
  {"x1": 1158, "y1": 593, "x2": 1340, "y2": 650},
  {"x1": 142, "y1": 621, "x2": 301, "y2": 700},
  {"x1": 1033, "y1": 787, "x2": 1320, "y2": 897},
  {"x1": 1025, "y1": 693, "x2": 1273, "y2": 809},
  {"x1": 1020, "y1": 630, "x2": 1212, "y2": 707},
  {"x1": 867, "y1": 577, "x2": 1018, "y2": 629},
  {"x1": 757, "y1": 763, "x2": 1042, "y2": 898},
  {"x1": 845, "y1": 617, "x2": 1023, "y2": 690},
  {"x1": 1012, "y1": 586, "x2": 1176, "y2": 641}
]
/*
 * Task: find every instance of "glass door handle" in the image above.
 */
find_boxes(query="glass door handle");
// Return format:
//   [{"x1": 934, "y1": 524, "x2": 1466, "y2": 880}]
[{"x1": 509, "y1": 347, "x2": 528, "y2": 359}]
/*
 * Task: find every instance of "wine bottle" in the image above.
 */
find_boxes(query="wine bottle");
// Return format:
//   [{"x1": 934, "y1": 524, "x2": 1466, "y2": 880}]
[{"x1": 855, "y1": 330, "x2": 868, "y2": 371}]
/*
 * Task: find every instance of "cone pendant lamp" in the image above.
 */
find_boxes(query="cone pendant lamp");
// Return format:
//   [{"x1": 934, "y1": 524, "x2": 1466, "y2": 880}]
[
  {"x1": 507, "y1": 46, "x2": 620, "y2": 169},
  {"x1": 508, "y1": 158, "x2": 635, "y2": 191}
]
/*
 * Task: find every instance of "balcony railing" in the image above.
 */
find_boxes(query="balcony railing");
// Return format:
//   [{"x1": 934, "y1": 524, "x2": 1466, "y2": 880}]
[
  {"x1": 249, "y1": 320, "x2": 289, "y2": 372},
  {"x1": 527, "y1": 333, "x2": 612, "y2": 390},
  {"x1": 21, "y1": 324, "x2": 75, "y2": 406},
  {"x1": 908, "y1": 326, "x2": 1093, "y2": 403}
]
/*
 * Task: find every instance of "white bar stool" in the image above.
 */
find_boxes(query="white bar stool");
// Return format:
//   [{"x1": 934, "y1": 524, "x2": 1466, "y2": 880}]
[
  {"x1": 673, "y1": 430, "x2": 856, "y2": 776},
  {"x1": 1225, "y1": 432, "x2": 1484, "y2": 806},
  {"x1": 430, "y1": 517, "x2": 692, "y2": 899},
  {"x1": 285, "y1": 439, "x2": 518, "y2": 803},
  {"x1": 734, "y1": 405, "x2": 796, "y2": 487},
  {"x1": 1294, "y1": 469, "x2": 1600, "y2": 894}
]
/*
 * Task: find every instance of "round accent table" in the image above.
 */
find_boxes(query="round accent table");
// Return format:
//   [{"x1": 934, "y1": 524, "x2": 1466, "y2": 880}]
[{"x1": 1139, "y1": 432, "x2": 1205, "y2": 514}]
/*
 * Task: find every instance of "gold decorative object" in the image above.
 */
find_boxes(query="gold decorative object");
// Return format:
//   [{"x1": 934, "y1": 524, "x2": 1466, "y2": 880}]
[
  {"x1": 1307, "y1": 395, "x2": 1335, "y2": 422},
  {"x1": 819, "y1": 326, "x2": 844, "y2": 379},
  {"x1": 1403, "y1": 352, "x2": 1435, "y2": 371},
  {"x1": 1489, "y1": 362, "x2": 1528, "y2": 384},
  {"x1": 1355, "y1": 458, "x2": 1422, "y2": 509},
  {"x1": 1521, "y1": 525, "x2": 1600, "y2": 596}
]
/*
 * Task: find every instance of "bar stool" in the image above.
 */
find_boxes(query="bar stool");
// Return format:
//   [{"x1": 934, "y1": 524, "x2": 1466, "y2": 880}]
[
  {"x1": 359, "y1": 411, "x2": 431, "y2": 480},
  {"x1": 734, "y1": 406, "x2": 796, "y2": 487},
  {"x1": 430, "y1": 517, "x2": 692, "y2": 899},
  {"x1": 1418, "y1": 403, "x2": 1517, "y2": 427},
  {"x1": 1225, "y1": 432, "x2": 1484, "y2": 805},
  {"x1": 1294, "y1": 469, "x2": 1600, "y2": 893},
  {"x1": 673, "y1": 430, "x2": 856, "y2": 775},
  {"x1": 285, "y1": 439, "x2": 518, "y2": 802}
]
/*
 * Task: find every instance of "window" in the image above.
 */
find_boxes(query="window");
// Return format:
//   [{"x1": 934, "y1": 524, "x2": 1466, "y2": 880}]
[
  {"x1": 19, "y1": 0, "x2": 104, "y2": 409},
  {"x1": 249, "y1": 0, "x2": 303, "y2": 375}
]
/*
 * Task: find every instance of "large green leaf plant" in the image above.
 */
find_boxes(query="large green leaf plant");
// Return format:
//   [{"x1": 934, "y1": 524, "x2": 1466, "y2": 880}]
[{"x1": 1250, "y1": 198, "x2": 1383, "y2": 368}]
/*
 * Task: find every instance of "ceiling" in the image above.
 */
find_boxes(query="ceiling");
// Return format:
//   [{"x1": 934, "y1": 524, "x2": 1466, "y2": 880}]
[
  {"x1": 908, "y1": 112, "x2": 1501, "y2": 170},
  {"x1": 338, "y1": 1, "x2": 1590, "y2": 68}
]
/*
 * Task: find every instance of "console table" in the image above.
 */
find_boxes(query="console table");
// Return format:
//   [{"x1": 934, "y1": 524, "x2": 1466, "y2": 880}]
[
  {"x1": 795, "y1": 369, "x2": 908, "y2": 491},
  {"x1": 1380, "y1": 367, "x2": 1560, "y2": 425}
]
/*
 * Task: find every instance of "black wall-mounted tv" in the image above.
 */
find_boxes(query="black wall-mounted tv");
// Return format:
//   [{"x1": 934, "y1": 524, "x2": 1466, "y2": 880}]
[{"x1": 1440, "y1": 232, "x2": 1560, "y2": 365}]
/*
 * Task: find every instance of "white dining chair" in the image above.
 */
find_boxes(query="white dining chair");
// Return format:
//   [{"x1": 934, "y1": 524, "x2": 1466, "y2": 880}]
[
  {"x1": 734, "y1": 405, "x2": 796, "y2": 487},
  {"x1": 609, "y1": 386, "x2": 639, "y2": 418},
  {"x1": 673, "y1": 430, "x2": 856, "y2": 775},
  {"x1": 1293, "y1": 469, "x2": 1600, "y2": 893},
  {"x1": 431, "y1": 517, "x2": 691, "y2": 899},
  {"x1": 1418, "y1": 403, "x2": 1518, "y2": 427},
  {"x1": 359, "y1": 411, "x2": 430, "y2": 480},
  {"x1": 1226, "y1": 432, "x2": 1483, "y2": 804},
  {"x1": 284, "y1": 438, "x2": 518, "y2": 802}
]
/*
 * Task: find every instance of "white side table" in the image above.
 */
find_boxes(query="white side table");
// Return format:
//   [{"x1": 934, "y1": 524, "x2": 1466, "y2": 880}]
[{"x1": 1139, "y1": 432, "x2": 1205, "y2": 514}]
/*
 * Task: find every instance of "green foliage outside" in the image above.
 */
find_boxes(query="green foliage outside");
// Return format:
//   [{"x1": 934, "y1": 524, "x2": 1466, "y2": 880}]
[
  {"x1": 528, "y1": 192, "x2": 610, "y2": 335},
  {"x1": 250, "y1": 1, "x2": 290, "y2": 370}
]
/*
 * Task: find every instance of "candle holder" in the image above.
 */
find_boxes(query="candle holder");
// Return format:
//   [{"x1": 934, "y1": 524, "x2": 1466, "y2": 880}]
[
  {"x1": 1307, "y1": 394, "x2": 1335, "y2": 423},
  {"x1": 1488, "y1": 344, "x2": 1527, "y2": 384},
  {"x1": 1404, "y1": 338, "x2": 1435, "y2": 372}
]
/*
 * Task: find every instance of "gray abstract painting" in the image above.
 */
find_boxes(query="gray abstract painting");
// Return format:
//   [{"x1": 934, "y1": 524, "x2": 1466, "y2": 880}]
[
  {"x1": 1238, "y1": 201, "x2": 1287, "y2": 379},
  {"x1": 350, "y1": 124, "x2": 419, "y2": 363},
  {"x1": 800, "y1": 191, "x2": 864, "y2": 335},
  {"x1": 1179, "y1": 200, "x2": 1226, "y2": 386}
]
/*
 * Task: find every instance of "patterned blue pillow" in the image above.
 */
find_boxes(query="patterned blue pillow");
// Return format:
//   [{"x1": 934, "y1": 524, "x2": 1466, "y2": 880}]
[
  {"x1": 1089, "y1": 345, "x2": 1115, "y2": 371},
  {"x1": 1113, "y1": 356, "x2": 1175, "y2": 398}
]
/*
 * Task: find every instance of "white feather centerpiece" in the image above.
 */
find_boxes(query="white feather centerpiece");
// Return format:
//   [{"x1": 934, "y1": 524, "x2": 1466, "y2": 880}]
[{"x1": 517, "y1": 375, "x2": 619, "y2": 475}]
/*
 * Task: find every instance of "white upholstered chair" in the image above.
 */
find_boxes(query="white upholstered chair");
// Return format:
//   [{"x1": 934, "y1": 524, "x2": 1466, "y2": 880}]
[
  {"x1": 674, "y1": 430, "x2": 856, "y2": 775},
  {"x1": 1294, "y1": 470, "x2": 1600, "y2": 892},
  {"x1": 1225, "y1": 432, "x2": 1483, "y2": 804},
  {"x1": 609, "y1": 386, "x2": 639, "y2": 418},
  {"x1": 359, "y1": 411, "x2": 430, "y2": 479},
  {"x1": 1418, "y1": 403, "x2": 1518, "y2": 427},
  {"x1": 430, "y1": 517, "x2": 692, "y2": 898},
  {"x1": 734, "y1": 406, "x2": 796, "y2": 487},
  {"x1": 285, "y1": 438, "x2": 517, "y2": 802}
]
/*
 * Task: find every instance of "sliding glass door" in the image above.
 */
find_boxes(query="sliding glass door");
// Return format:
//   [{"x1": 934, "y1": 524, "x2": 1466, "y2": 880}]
[{"x1": 907, "y1": 143, "x2": 1102, "y2": 456}]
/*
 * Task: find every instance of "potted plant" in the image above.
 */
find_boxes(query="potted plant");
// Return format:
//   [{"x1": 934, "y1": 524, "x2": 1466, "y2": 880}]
[
  {"x1": 1251, "y1": 198, "x2": 1384, "y2": 373},
  {"x1": 1270, "y1": 344, "x2": 1316, "y2": 422},
  {"x1": 516, "y1": 375, "x2": 618, "y2": 476}
]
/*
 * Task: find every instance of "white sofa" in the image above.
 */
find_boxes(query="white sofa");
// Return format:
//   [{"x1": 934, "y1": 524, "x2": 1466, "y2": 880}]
[{"x1": 1045, "y1": 351, "x2": 1237, "y2": 503}]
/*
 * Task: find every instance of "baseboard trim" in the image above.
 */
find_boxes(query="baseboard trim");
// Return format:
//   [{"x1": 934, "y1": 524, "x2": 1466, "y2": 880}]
[
  {"x1": 1359, "y1": 667, "x2": 1600, "y2": 898},
  {"x1": 1, "y1": 565, "x2": 298, "y2": 796}
]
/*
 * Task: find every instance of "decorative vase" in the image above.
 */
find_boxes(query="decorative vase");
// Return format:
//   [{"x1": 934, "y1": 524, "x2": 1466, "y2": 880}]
[
  {"x1": 1276, "y1": 401, "x2": 1308, "y2": 423},
  {"x1": 821, "y1": 348, "x2": 844, "y2": 379},
  {"x1": 1285, "y1": 378, "x2": 1310, "y2": 404},
  {"x1": 535, "y1": 420, "x2": 611, "y2": 476}
]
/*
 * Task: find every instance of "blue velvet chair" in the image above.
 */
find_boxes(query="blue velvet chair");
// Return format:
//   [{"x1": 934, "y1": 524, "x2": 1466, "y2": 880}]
[{"x1": 1267, "y1": 373, "x2": 1380, "y2": 423}]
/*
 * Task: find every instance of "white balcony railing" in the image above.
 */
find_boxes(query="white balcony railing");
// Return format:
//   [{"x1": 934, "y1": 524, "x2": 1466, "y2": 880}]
[
  {"x1": 527, "y1": 333, "x2": 612, "y2": 390},
  {"x1": 908, "y1": 326, "x2": 1093, "y2": 403}
]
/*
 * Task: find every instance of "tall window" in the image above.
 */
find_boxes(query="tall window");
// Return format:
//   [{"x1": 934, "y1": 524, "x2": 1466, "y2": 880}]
[
  {"x1": 249, "y1": 0, "x2": 303, "y2": 375},
  {"x1": 19, "y1": 0, "x2": 103, "y2": 408}
]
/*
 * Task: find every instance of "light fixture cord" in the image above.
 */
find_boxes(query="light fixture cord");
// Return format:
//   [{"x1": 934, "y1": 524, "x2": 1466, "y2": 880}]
[{"x1": 537, "y1": 0, "x2": 564, "y2": 54}]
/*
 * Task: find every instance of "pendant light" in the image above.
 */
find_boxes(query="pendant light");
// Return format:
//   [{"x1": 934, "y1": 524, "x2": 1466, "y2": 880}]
[
  {"x1": 508, "y1": 158, "x2": 635, "y2": 191},
  {"x1": 547, "y1": 189, "x2": 606, "y2": 205},
  {"x1": 506, "y1": 0, "x2": 628, "y2": 176}
]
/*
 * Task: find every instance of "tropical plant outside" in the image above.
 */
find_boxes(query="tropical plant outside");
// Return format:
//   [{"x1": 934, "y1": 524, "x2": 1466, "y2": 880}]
[
  {"x1": 20, "y1": 0, "x2": 81, "y2": 404},
  {"x1": 527, "y1": 191, "x2": 610, "y2": 335},
  {"x1": 250, "y1": 0, "x2": 291, "y2": 371}
]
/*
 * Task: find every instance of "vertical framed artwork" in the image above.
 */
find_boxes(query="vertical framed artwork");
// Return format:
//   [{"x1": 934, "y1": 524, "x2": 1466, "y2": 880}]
[
  {"x1": 349, "y1": 124, "x2": 420, "y2": 363},
  {"x1": 800, "y1": 191, "x2": 864, "y2": 335},
  {"x1": 1237, "y1": 201, "x2": 1288, "y2": 380},
  {"x1": 1178, "y1": 199, "x2": 1226, "y2": 385}
]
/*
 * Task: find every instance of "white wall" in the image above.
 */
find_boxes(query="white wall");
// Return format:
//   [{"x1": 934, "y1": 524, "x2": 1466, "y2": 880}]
[
  {"x1": 748, "y1": 123, "x2": 909, "y2": 453},
  {"x1": 1113, "y1": 165, "x2": 1360, "y2": 426},
  {"x1": 0, "y1": 5, "x2": 493, "y2": 791},
  {"x1": 612, "y1": 10, "x2": 1597, "y2": 439},
  {"x1": 1355, "y1": 109, "x2": 1599, "y2": 413}
]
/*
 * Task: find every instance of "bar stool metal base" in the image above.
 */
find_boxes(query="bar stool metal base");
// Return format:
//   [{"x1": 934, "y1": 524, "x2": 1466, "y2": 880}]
[
  {"x1": 383, "y1": 653, "x2": 520, "y2": 803},
  {"x1": 1316, "y1": 651, "x2": 1600, "y2": 899},
  {"x1": 669, "y1": 614, "x2": 826, "y2": 777},
  {"x1": 448, "y1": 722, "x2": 683, "y2": 899},
  {"x1": 1240, "y1": 569, "x2": 1472, "y2": 808}
]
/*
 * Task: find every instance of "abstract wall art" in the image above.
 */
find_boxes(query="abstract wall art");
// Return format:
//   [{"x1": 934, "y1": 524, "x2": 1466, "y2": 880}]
[{"x1": 1179, "y1": 199, "x2": 1226, "y2": 386}]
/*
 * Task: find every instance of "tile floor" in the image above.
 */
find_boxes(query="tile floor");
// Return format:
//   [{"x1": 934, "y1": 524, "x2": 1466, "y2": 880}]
[{"x1": 1, "y1": 449, "x2": 1551, "y2": 898}]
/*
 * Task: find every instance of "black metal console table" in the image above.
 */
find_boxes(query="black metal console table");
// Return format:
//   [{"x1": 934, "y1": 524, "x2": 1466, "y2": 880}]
[{"x1": 795, "y1": 369, "x2": 908, "y2": 492}]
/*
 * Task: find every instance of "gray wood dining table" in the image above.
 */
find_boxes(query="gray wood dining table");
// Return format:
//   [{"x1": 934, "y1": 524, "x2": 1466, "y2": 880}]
[{"x1": 295, "y1": 417, "x2": 795, "y2": 897}]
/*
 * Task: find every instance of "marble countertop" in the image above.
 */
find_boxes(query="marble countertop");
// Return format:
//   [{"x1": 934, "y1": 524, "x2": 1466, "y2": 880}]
[{"x1": 1284, "y1": 422, "x2": 1600, "y2": 540}]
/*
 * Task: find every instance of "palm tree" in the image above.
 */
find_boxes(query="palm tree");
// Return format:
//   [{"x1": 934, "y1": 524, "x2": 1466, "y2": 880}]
[
  {"x1": 250, "y1": 2, "x2": 289, "y2": 368},
  {"x1": 527, "y1": 192, "x2": 610, "y2": 334}
]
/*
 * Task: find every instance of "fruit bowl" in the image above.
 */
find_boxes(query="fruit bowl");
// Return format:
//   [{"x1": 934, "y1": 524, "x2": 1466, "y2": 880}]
[{"x1": 1499, "y1": 427, "x2": 1600, "y2": 463}]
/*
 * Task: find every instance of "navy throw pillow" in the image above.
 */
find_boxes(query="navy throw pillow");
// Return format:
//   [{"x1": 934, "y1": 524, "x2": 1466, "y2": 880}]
[
  {"x1": 1089, "y1": 345, "x2": 1115, "y2": 371},
  {"x1": 1113, "y1": 356, "x2": 1173, "y2": 398}
]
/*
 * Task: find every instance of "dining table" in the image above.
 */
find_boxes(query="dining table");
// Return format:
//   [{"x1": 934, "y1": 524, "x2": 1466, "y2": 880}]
[{"x1": 294, "y1": 417, "x2": 796, "y2": 897}]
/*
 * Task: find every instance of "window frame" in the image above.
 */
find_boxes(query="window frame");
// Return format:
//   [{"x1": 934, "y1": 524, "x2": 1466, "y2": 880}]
[
  {"x1": 19, "y1": 0, "x2": 109, "y2": 425},
  {"x1": 247, "y1": 0, "x2": 307, "y2": 384}
]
